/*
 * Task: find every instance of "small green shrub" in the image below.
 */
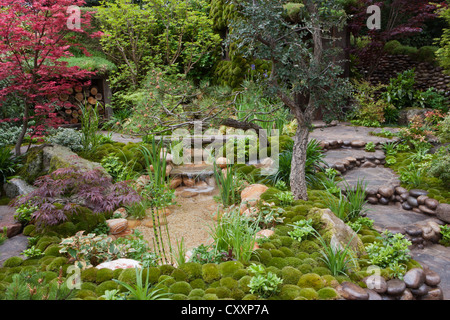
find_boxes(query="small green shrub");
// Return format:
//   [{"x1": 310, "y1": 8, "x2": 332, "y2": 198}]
[
  {"x1": 365, "y1": 230, "x2": 412, "y2": 279},
  {"x1": 247, "y1": 264, "x2": 283, "y2": 298}
]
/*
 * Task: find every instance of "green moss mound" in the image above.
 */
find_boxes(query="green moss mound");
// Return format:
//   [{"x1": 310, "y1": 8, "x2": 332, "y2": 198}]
[
  {"x1": 297, "y1": 273, "x2": 326, "y2": 290},
  {"x1": 169, "y1": 281, "x2": 192, "y2": 295},
  {"x1": 2, "y1": 257, "x2": 23, "y2": 268}
]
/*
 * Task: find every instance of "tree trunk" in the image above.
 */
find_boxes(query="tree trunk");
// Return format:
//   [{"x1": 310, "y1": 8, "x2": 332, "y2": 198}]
[
  {"x1": 15, "y1": 103, "x2": 29, "y2": 156},
  {"x1": 290, "y1": 122, "x2": 310, "y2": 201}
]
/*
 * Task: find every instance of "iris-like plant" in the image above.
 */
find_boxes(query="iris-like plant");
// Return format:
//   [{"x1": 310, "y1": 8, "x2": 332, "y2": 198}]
[
  {"x1": 113, "y1": 267, "x2": 172, "y2": 300},
  {"x1": 209, "y1": 208, "x2": 260, "y2": 263}
]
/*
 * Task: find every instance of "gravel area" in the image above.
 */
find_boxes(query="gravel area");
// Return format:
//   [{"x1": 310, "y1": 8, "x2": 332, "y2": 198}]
[{"x1": 135, "y1": 187, "x2": 221, "y2": 262}]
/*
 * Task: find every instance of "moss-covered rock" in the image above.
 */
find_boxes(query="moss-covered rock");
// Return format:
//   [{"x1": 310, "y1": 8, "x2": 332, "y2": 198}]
[
  {"x1": 2, "y1": 256, "x2": 23, "y2": 268},
  {"x1": 81, "y1": 267, "x2": 98, "y2": 283},
  {"x1": 171, "y1": 293, "x2": 188, "y2": 300},
  {"x1": 284, "y1": 257, "x2": 303, "y2": 268},
  {"x1": 232, "y1": 268, "x2": 247, "y2": 280},
  {"x1": 267, "y1": 257, "x2": 288, "y2": 269},
  {"x1": 238, "y1": 275, "x2": 252, "y2": 293},
  {"x1": 43, "y1": 244, "x2": 63, "y2": 257},
  {"x1": 215, "y1": 286, "x2": 232, "y2": 299},
  {"x1": 188, "y1": 288, "x2": 205, "y2": 298},
  {"x1": 312, "y1": 267, "x2": 331, "y2": 276},
  {"x1": 281, "y1": 266, "x2": 302, "y2": 285},
  {"x1": 218, "y1": 261, "x2": 244, "y2": 277},
  {"x1": 143, "y1": 267, "x2": 161, "y2": 284},
  {"x1": 190, "y1": 278, "x2": 206, "y2": 290},
  {"x1": 36, "y1": 236, "x2": 60, "y2": 252},
  {"x1": 80, "y1": 281, "x2": 97, "y2": 291},
  {"x1": 269, "y1": 249, "x2": 285, "y2": 258},
  {"x1": 158, "y1": 275, "x2": 176, "y2": 287},
  {"x1": 250, "y1": 248, "x2": 272, "y2": 264},
  {"x1": 279, "y1": 284, "x2": 301, "y2": 300},
  {"x1": 171, "y1": 268, "x2": 188, "y2": 282},
  {"x1": 204, "y1": 293, "x2": 219, "y2": 300},
  {"x1": 96, "y1": 268, "x2": 114, "y2": 283},
  {"x1": 202, "y1": 263, "x2": 221, "y2": 283},
  {"x1": 169, "y1": 281, "x2": 192, "y2": 295},
  {"x1": 95, "y1": 280, "x2": 118, "y2": 296},
  {"x1": 159, "y1": 264, "x2": 176, "y2": 275},
  {"x1": 220, "y1": 277, "x2": 238, "y2": 289},
  {"x1": 317, "y1": 287, "x2": 339, "y2": 300},
  {"x1": 45, "y1": 257, "x2": 68, "y2": 272},
  {"x1": 75, "y1": 289, "x2": 97, "y2": 299},
  {"x1": 179, "y1": 262, "x2": 202, "y2": 281},
  {"x1": 298, "y1": 287, "x2": 318, "y2": 300},
  {"x1": 297, "y1": 273, "x2": 326, "y2": 290},
  {"x1": 23, "y1": 224, "x2": 36, "y2": 236}
]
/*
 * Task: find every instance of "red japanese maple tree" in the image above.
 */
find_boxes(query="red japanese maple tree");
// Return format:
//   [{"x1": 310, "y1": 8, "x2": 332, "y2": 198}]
[{"x1": 0, "y1": 0, "x2": 97, "y2": 155}]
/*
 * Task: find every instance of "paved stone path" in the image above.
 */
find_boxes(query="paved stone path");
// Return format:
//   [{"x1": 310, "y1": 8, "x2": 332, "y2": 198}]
[
  {"x1": 315, "y1": 124, "x2": 449, "y2": 299},
  {"x1": 309, "y1": 122, "x2": 399, "y2": 144}
]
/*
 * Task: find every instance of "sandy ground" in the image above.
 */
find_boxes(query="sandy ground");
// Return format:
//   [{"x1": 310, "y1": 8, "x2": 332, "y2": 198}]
[{"x1": 135, "y1": 187, "x2": 221, "y2": 263}]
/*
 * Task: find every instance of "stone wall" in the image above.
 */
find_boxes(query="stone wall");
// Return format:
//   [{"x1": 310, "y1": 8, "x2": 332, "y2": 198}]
[{"x1": 357, "y1": 55, "x2": 450, "y2": 97}]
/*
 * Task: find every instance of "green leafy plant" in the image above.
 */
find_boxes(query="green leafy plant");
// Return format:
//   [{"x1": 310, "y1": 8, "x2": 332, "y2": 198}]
[
  {"x1": 45, "y1": 127, "x2": 83, "y2": 152},
  {"x1": 313, "y1": 230, "x2": 357, "y2": 277},
  {"x1": 347, "y1": 217, "x2": 374, "y2": 233},
  {"x1": 59, "y1": 231, "x2": 135, "y2": 269},
  {"x1": 254, "y1": 205, "x2": 285, "y2": 229},
  {"x1": 399, "y1": 163, "x2": 425, "y2": 188},
  {"x1": 428, "y1": 146, "x2": 450, "y2": 184},
  {"x1": 350, "y1": 80, "x2": 388, "y2": 127},
  {"x1": 79, "y1": 103, "x2": 102, "y2": 158},
  {"x1": 275, "y1": 191, "x2": 295, "y2": 206},
  {"x1": 101, "y1": 154, "x2": 138, "y2": 182},
  {"x1": 366, "y1": 230, "x2": 412, "y2": 272},
  {"x1": 0, "y1": 147, "x2": 21, "y2": 184},
  {"x1": 342, "y1": 179, "x2": 369, "y2": 221},
  {"x1": 440, "y1": 225, "x2": 450, "y2": 247},
  {"x1": 268, "y1": 138, "x2": 326, "y2": 188},
  {"x1": 0, "y1": 227, "x2": 7, "y2": 245},
  {"x1": 213, "y1": 161, "x2": 242, "y2": 208},
  {"x1": 247, "y1": 263, "x2": 283, "y2": 298},
  {"x1": 22, "y1": 246, "x2": 44, "y2": 258},
  {"x1": 288, "y1": 219, "x2": 315, "y2": 242},
  {"x1": 14, "y1": 199, "x2": 39, "y2": 225},
  {"x1": 381, "y1": 141, "x2": 398, "y2": 156},
  {"x1": 4, "y1": 269, "x2": 77, "y2": 300},
  {"x1": 114, "y1": 230, "x2": 160, "y2": 268},
  {"x1": 382, "y1": 69, "x2": 417, "y2": 110},
  {"x1": 365, "y1": 142, "x2": 376, "y2": 152},
  {"x1": 188, "y1": 244, "x2": 227, "y2": 264},
  {"x1": 113, "y1": 267, "x2": 172, "y2": 300},
  {"x1": 322, "y1": 191, "x2": 350, "y2": 222}
]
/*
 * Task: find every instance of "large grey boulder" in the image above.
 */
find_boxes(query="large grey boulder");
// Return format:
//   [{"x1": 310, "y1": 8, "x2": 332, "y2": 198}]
[
  {"x1": 307, "y1": 208, "x2": 366, "y2": 257},
  {"x1": 3, "y1": 178, "x2": 36, "y2": 199},
  {"x1": 19, "y1": 144, "x2": 110, "y2": 184}
]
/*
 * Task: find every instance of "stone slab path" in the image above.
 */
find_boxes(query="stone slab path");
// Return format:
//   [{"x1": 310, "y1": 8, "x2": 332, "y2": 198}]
[
  {"x1": 339, "y1": 167, "x2": 401, "y2": 192},
  {"x1": 309, "y1": 122, "x2": 399, "y2": 145},
  {"x1": 313, "y1": 124, "x2": 450, "y2": 299}
]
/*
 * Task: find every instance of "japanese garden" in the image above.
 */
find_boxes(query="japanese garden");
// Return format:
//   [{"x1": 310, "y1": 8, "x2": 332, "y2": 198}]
[{"x1": 0, "y1": 0, "x2": 449, "y2": 303}]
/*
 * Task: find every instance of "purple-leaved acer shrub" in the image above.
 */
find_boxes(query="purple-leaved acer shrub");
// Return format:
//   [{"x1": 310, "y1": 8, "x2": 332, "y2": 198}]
[{"x1": 12, "y1": 166, "x2": 141, "y2": 228}]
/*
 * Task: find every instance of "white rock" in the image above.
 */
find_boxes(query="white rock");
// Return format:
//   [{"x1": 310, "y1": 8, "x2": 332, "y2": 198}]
[{"x1": 96, "y1": 258, "x2": 142, "y2": 270}]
